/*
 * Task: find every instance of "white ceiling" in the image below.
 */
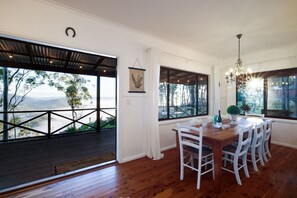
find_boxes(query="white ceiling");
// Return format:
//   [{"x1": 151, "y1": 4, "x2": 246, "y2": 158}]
[{"x1": 51, "y1": 0, "x2": 297, "y2": 59}]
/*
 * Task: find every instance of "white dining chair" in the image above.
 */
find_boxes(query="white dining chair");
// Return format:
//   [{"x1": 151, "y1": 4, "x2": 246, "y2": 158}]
[
  {"x1": 222, "y1": 125, "x2": 253, "y2": 185},
  {"x1": 178, "y1": 125, "x2": 214, "y2": 189},
  {"x1": 247, "y1": 123, "x2": 265, "y2": 172},
  {"x1": 262, "y1": 120, "x2": 272, "y2": 162}
]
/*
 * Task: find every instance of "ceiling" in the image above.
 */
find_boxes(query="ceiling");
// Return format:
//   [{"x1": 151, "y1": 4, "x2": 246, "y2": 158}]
[{"x1": 51, "y1": 0, "x2": 297, "y2": 59}]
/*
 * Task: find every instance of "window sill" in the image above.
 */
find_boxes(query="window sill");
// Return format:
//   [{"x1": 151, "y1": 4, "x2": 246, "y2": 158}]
[{"x1": 158, "y1": 116, "x2": 209, "y2": 126}]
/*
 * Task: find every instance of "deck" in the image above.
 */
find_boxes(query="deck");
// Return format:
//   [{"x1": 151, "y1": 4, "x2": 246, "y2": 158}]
[{"x1": 0, "y1": 129, "x2": 116, "y2": 190}]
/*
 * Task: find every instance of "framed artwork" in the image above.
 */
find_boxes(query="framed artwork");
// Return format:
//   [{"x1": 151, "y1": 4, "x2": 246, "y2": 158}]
[{"x1": 129, "y1": 67, "x2": 145, "y2": 93}]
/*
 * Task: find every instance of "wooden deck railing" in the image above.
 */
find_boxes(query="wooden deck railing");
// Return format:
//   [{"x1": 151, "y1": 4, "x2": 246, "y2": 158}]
[{"x1": 0, "y1": 108, "x2": 116, "y2": 142}]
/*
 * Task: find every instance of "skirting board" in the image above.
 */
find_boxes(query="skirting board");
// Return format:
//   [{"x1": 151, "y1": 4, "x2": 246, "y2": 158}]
[
  {"x1": 161, "y1": 144, "x2": 176, "y2": 152},
  {"x1": 121, "y1": 152, "x2": 146, "y2": 163},
  {"x1": 272, "y1": 141, "x2": 297, "y2": 149},
  {"x1": 121, "y1": 145, "x2": 177, "y2": 163}
]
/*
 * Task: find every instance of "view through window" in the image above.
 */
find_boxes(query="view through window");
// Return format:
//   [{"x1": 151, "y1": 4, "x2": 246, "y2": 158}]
[
  {"x1": 236, "y1": 68, "x2": 297, "y2": 119},
  {"x1": 159, "y1": 67, "x2": 208, "y2": 120}
]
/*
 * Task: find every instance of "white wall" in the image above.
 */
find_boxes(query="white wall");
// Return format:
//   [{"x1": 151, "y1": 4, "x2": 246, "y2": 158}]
[
  {"x1": 220, "y1": 43, "x2": 297, "y2": 149},
  {"x1": 0, "y1": 0, "x2": 219, "y2": 162}
]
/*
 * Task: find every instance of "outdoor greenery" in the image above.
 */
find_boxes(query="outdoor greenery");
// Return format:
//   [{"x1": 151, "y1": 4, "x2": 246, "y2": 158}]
[{"x1": 65, "y1": 116, "x2": 116, "y2": 133}]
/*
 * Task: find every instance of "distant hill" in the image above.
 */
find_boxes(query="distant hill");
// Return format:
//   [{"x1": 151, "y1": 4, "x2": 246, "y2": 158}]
[
  {"x1": 16, "y1": 96, "x2": 69, "y2": 110},
  {"x1": 3, "y1": 95, "x2": 110, "y2": 111}
]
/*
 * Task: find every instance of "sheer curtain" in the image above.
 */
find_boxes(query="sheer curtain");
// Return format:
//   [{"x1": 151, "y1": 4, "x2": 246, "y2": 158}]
[
  {"x1": 145, "y1": 48, "x2": 164, "y2": 160},
  {"x1": 213, "y1": 66, "x2": 221, "y2": 114}
]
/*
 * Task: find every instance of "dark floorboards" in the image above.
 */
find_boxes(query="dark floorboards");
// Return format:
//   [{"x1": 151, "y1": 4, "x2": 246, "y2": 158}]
[{"x1": 0, "y1": 130, "x2": 115, "y2": 190}]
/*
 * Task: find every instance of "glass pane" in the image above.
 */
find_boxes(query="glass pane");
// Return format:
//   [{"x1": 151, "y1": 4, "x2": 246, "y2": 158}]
[
  {"x1": 267, "y1": 75, "x2": 297, "y2": 118},
  {"x1": 168, "y1": 70, "x2": 196, "y2": 118},
  {"x1": 100, "y1": 77, "x2": 116, "y2": 108},
  {"x1": 237, "y1": 77, "x2": 264, "y2": 114},
  {"x1": 198, "y1": 75, "x2": 208, "y2": 114}
]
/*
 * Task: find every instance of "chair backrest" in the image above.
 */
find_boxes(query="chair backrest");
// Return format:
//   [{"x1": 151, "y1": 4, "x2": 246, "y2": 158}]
[
  {"x1": 264, "y1": 120, "x2": 272, "y2": 141},
  {"x1": 235, "y1": 125, "x2": 253, "y2": 156},
  {"x1": 178, "y1": 126, "x2": 203, "y2": 157},
  {"x1": 251, "y1": 123, "x2": 264, "y2": 148}
]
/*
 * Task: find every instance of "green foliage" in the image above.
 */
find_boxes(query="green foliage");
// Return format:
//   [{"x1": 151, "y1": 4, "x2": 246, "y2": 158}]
[
  {"x1": 0, "y1": 67, "x2": 49, "y2": 111},
  {"x1": 227, "y1": 105, "x2": 240, "y2": 115},
  {"x1": 100, "y1": 117, "x2": 116, "y2": 129},
  {"x1": 64, "y1": 117, "x2": 116, "y2": 133},
  {"x1": 49, "y1": 74, "x2": 92, "y2": 109}
]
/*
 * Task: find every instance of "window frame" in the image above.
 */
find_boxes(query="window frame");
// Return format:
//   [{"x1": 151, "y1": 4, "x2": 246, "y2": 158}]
[
  {"x1": 159, "y1": 66, "x2": 209, "y2": 121},
  {"x1": 236, "y1": 67, "x2": 297, "y2": 120}
]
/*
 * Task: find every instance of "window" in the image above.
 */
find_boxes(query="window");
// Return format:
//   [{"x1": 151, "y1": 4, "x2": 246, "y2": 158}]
[
  {"x1": 236, "y1": 68, "x2": 297, "y2": 119},
  {"x1": 159, "y1": 67, "x2": 208, "y2": 120},
  {"x1": 237, "y1": 77, "x2": 264, "y2": 114}
]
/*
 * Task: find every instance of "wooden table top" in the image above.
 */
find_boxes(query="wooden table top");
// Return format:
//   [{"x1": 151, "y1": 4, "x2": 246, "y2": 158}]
[{"x1": 173, "y1": 117, "x2": 264, "y2": 144}]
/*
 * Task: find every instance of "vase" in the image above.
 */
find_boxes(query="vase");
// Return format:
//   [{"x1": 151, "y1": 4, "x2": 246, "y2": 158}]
[{"x1": 229, "y1": 114, "x2": 238, "y2": 125}]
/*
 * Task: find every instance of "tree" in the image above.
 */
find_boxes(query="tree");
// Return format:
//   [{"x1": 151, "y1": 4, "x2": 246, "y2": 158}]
[
  {"x1": 0, "y1": 67, "x2": 49, "y2": 140},
  {"x1": 49, "y1": 74, "x2": 92, "y2": 130}
]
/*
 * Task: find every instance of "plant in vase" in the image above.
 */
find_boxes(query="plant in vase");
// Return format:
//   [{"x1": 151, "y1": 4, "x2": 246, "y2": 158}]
[
  {"x1": 226, "y1": 105, "x2": 240, "y2": 125},
  {"x1": 240, "y1": 103, "x2": 251, "y2": 117}
]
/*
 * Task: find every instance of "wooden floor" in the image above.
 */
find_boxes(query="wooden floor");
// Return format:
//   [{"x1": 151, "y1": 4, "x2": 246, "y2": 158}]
[
  {"x1": 0, "y1": 130, "x2": 115, "y2": 190},
  {"x1": 1, "y1": 144, "x2": 296, "y2": 198}
]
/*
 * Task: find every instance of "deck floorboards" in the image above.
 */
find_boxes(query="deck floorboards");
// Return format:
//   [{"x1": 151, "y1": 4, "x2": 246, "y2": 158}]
[{"x1": 0, "y1": 130, "x2": 116, "y2": 190}]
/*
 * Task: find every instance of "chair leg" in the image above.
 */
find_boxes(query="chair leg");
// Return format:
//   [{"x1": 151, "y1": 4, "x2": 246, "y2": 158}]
[
  {"x1": 233, "y1": 156, "x2": 242, "y2": 185},
  {"x1": 251, "y1": 147, "x2": 258, "y2": 172},
  {"x1": 204, "y1": 157, "x2": 208, "y2": 170},
  {"x1": 243, "y1": 153, "x2": 250, "y2": 178},
  {"x1": 262, "y1": 144, "x2": 268, "y2": 162},
  {"x1": 180, "y1": 156, "x2": 184, "y2": 180},
  {"x1": 223, "y1": 153, "x2": 227, "y2": 167},
  {"x1": 197, "y1": 160, "x2": 202, "y2": 189},
  {"x1": 190, "y1": 155, "x2": 194, "y2": 169},
  {"x1": 258, "y1": 145, "x2": 264, "y2": 166},
  {"x1": 265, "y1": 142, "x2": 272, "y2": 158}
]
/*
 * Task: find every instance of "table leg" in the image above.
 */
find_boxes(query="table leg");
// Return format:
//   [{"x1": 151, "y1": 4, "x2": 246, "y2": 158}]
[{"x1": 213, "y1": 143, "x2": 222, "y2": 193}]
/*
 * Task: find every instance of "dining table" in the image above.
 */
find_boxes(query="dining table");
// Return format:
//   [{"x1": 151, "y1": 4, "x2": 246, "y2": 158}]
[{"x1": 173, "y1": 117, "x2": 264, "y2": 193}]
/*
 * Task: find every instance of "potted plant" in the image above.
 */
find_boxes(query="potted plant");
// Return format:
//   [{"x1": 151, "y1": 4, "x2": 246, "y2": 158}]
[
  {"x1": 240, "y1": 103, "x2": 251, "y2": 116},
  {"x1": 227, "y1": 105, "x2": 240, "y2": 125}
]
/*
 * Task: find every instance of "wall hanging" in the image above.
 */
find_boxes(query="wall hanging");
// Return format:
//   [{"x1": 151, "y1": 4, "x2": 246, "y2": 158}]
[{"x1": 129, "y1": 58, "x2": 145, "y2": 93}]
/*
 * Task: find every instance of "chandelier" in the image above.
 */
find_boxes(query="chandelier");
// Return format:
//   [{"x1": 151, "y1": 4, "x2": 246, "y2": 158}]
[{"x1": 225, "y1": 34, "x2": 252, "y2": 87}]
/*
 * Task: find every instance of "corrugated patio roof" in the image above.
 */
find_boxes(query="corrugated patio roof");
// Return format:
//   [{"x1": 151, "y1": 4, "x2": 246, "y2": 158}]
[{"x1": 0, "y1": 36, "x2": 117, "y2": 77}]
